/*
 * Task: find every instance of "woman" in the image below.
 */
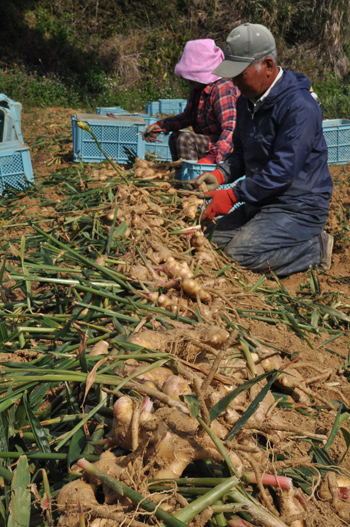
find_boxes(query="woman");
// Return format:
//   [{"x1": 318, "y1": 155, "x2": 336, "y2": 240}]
[{"x1": 143, "y1": 39, "x2": 239, "y2": 165}]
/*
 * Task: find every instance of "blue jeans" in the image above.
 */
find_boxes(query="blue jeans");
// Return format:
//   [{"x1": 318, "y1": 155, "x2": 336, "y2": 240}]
[{"x1": 207, "y1": 202, "x2": 329, "y2": 276}]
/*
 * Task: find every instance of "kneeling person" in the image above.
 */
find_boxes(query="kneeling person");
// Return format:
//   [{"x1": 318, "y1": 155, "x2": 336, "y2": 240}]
[{"x1": 190, "y1": 23, "x2": 333, "y2": 277}]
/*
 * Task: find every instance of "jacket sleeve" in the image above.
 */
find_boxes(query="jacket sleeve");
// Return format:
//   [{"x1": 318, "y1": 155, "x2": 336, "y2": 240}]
[
  {"x1": 217, "y1": 126, "x2": 246, "y2": 182},
  {"x1": 207, "y1": 84, "x2": 238, "y2": 163},
  {"x1": 229, "y1": 98, "x2": 321, "y2": 204}
]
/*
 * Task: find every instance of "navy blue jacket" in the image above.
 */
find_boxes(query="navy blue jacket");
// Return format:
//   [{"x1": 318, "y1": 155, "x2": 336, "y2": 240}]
[{"x1": 220, "y1": 68, "x2": 332, "y2": 210}]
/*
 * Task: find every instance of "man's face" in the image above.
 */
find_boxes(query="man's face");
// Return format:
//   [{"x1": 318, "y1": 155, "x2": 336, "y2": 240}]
[{"x1": 232, "y1": 60, "x2": 270, "y2": 99}]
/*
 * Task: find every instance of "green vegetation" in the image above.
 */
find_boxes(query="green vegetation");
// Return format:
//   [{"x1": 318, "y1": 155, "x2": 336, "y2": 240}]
[{"x1": 1, "y1": 0, "x2": 350, "y2": 115}]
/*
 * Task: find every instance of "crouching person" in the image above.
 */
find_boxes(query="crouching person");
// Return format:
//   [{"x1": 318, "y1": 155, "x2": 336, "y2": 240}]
[{"x1": 190, "y1": 23, "x2": 333, "y2": 277}]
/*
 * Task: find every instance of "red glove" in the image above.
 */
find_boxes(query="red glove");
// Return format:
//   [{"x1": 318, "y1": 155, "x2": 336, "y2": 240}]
[
  {"x1": 197, "y1": 152, "x2": 216, "y2": 164},
  {"x1": 197, "y1": 157, "x2": 212, "y2": 164},
  {"x1": 202, "y1": 188, "x2": 237, "y2": 221},
  {"x1": 210, "y1": 169, "x2": 225, "y2": 185},
  {"x1": 186, "y1": 169, "x2": 225, "y2": 191}
]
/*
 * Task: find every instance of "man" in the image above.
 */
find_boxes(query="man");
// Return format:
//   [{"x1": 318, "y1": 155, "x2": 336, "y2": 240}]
[{"x1": 189, "y1": 23, "x2": 333, "y2": 277}]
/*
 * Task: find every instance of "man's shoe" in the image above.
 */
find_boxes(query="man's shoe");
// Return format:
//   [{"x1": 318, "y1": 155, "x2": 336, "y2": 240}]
[{"x1": 319, "y1": 231, "x2": 334, "y2": 271}]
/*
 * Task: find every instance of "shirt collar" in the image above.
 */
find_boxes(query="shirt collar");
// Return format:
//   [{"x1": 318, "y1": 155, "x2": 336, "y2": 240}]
[{"x1": 249, "y1": 66, "x2": 283, "y2": 113}]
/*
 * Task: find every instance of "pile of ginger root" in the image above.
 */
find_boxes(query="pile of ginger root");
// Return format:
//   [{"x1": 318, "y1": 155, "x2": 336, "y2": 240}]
[
  {"x1": 56, "y1": 321, "x2": 350, "y2": 527},
  {"x1": 56, "y1": 159, "x2": 350, "y2": 527}
]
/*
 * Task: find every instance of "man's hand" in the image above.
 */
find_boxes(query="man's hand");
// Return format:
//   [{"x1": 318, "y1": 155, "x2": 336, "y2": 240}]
[
  {"x1": 186, "y1": 169, "x2": 225, "y2": 191},
  {"x1": 201, "y1": 188, "x2": 237, "y2": 221},
  {"x1": 142, "y1": 123, "x2": 163, "y2": 142}
]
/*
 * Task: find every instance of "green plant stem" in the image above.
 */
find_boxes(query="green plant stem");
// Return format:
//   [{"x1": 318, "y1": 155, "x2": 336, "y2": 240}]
[
  {"x1": 29, "y1": 223, "x2": 134, "y2": 291},
  {"x1": 169, "y1": 476, "x2": 239, "y2": 524},
  {"x1": 77, "y1": 459, "x2": 188, "y2": 527},
  {"x1": 0, "y1": 452, "x2": 99, "y2": 461},
  {"x1": 79, "y1": 124, "x2": 130, "y2": 186}
]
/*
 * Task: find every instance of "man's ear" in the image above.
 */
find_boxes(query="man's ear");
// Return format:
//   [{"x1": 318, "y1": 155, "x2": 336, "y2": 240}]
[{"x1": 264, "y1": 57, "x2": 275, "y2": 76}]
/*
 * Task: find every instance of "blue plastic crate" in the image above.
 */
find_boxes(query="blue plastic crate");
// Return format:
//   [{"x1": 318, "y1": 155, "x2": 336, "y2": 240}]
[
  {"x1": 144, "y1": 132, "x2": 172, "y2": 161},
  {"x1": 145, "y1": 101, "x2": 160, "y2": 115},
  {"x1": 0, "y1": 141, "x2": 34, "y2": 195},
  {"x1": 72, "y1": 113, "x2": 146, "y2": 163},
  {"x1": 0, "y1": 94, "x2": 23, "y2": 141},
  {"x1": 96, "y1": 109, "x2": 157, "y2": 127},
  {"x1": 181, "y1": 160, "x2": 217, "y2": 181},
  {"x1": 96, "y1": 106, "x2": 128, "y2": 116},
  {"x1": 181, "y1": 160, "x2": 245, "y2": 212},
  {"x1": 159, "y1": 99, "x2": 188, "y2": 115},
  {"x1": 124, "y1": 113, "x2": 158, "y2": 126},
  {"x1": 322, "y1": 119, "x2": 350, "y2": 165}
]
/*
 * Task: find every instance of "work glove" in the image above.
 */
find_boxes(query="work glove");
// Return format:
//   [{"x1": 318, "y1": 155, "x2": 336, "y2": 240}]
[
  {"x1": 142, "y1": 122, "x2": 163, "y2": 142},
  {"x1": 197, "y1": 153, "x2": 216, "y2": 164},
  {"x1": 201, "y1": 188, "x2": 237, "y2": 221},
  {"x1": 186, "y1": 168, "x2": 225, "y2": 191}
]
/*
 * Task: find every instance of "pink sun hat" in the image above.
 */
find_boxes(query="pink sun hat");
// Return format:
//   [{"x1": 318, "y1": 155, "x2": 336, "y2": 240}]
[{"x1": 174, "y1": 39, "x2": 224, "y2": 84}]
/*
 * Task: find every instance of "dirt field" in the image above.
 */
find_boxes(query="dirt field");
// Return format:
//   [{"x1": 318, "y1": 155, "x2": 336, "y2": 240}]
[{"x1": 0, "y1": 107, "x2": 350, "y2": 527}]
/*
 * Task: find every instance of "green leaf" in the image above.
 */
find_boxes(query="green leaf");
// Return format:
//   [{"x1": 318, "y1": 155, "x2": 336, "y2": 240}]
[
  {"x1": 0, "y1": 497, "x2": 6, "y2": 527},
  {"x1": 312, "y1": 444, "x2": 337, "y2": 468},
  {"x1": 0, "y1": 243, "x2": 9, "y2": 286},
  {"x1": 68, "y1": 428, "x2": 87, "y2": 468},
  {"x1": 309, "y1": 267, "x2": 321, "y2": 295},
  {"x1": 8, "y1": 455, "x2": 31, "y2": 527},
  {"x1": 23, "y1": 392, "x2": 51, "y2": 454},
  {"x1": 209, "y1": 370, "x2": 277, "y2": 422},
  {"x1": 324, "y1": 405, "x2": 349, "y2": 452},
  {"x1": 225, "y1": 371, "x2": 280, "y2": 441},
  {"x1": 0, "y1": 322, "x2": 8, "y2": 344},
  {"x1": 339, "y1": 427, "x2": 350, "y2": 464},
  {"x1": 113, "y1": 220, "x2": 128, "y2": 237},
  {"x1": 40, "y1": 248, "x2": 54, "y2": 266},
  {"x1": 105, "y1": 206, "x2": 119, "y2": 255},
  {"x1": 310, "y1": 303, "x2": 350, "y2": 323},
  {"x1": 180, "y1": 394, "x2": 201, "y2": 418},
  {"x1": 281, "y1": 466, "x2": 319, "y2": 495},
  {"x1": 0, "y1": 413, "x2": 10, "y2": 470}
]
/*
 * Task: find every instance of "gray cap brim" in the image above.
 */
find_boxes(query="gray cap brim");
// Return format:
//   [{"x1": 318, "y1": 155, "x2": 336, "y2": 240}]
[{"x1": 212, "y1": 59, "x2": 252, "y2": 78}]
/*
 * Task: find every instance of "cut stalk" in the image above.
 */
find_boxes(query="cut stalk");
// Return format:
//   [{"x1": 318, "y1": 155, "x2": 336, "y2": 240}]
[
  {"x1": 76, "y1": 122, "x2": 130, "y2": 185},
  {"x1": 168, "y1": 477, "x2": 239, "y2": 523},
  {"x1": 29, "y1": 223, "x2": 134, "y2": 291},
  {"x1": 77, "y1": 459, "x2": 188, "y2": 527}
]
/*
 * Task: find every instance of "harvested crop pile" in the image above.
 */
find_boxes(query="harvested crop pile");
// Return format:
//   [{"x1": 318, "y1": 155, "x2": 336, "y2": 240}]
[{"x1": 0, "y1": 108, "x2": 349, "y2": 527}]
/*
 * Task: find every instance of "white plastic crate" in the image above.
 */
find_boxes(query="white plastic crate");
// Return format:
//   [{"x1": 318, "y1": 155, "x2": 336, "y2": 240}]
[
  {"x1": 322, "y1": 119, "x2": 350, "y2": 165},
  {"x1": 0, "y1": 94, "x2": 23, "y2": 141},
  {"x1": 72, "y1": 113, "x2": 147, "y2": 163},
  {"x1": 0, "y1": 141, "x2": 34, "y2": 195},
  {"x1": 0, "y1": 108, "x2": 21, "y2": 143}
]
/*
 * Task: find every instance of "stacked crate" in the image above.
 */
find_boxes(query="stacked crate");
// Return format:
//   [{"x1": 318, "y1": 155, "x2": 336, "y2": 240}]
[
  {"x1": 0, "y1": 94, "x2": 34, "y2": 195},
  {"x1": 73, "y1": 107, "x2": 173, "y2": 163},
  {"x1": 72, "y1": 113, "x2": 147, "y2": 163},
  {"x1": 322, "y1": 119, "x2": 350, "y2": 165}
]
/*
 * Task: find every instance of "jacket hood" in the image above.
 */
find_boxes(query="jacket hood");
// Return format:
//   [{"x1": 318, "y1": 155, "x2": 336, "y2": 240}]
[{"x1": 262, "y1": 68, "x2": 312, "y2": 108}]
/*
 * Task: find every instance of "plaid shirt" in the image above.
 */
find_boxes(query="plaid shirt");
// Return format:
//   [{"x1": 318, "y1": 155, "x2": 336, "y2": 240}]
[{"x1": 159, "y1": 79, "x2": 239, "y2": 163}]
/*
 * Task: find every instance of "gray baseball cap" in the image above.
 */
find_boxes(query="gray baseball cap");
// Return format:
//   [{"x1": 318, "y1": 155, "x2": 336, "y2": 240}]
[{"x1": 212, "y1": 23, "x2": 276, "y2": 78}]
